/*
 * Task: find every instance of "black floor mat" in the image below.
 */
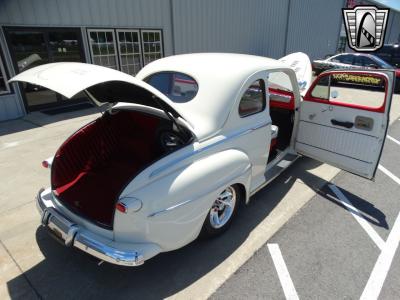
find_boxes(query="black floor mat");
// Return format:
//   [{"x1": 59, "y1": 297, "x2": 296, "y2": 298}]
[{"x1": 41, "y1": 103, "x2": 94, "y2": 115}]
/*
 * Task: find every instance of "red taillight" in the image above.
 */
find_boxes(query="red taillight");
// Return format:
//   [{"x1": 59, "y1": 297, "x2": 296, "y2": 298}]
[
  {"x1": 116, "y1": 202, "x2": 127, "y2": 213},
  {"x1": 42, "y1": 160, "x2": 49, "y2": 168}
]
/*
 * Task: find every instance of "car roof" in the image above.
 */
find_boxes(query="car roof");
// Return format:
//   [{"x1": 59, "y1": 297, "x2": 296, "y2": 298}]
[{"x1": 137, "y1": 53, "x2": 288, "y2": 140}]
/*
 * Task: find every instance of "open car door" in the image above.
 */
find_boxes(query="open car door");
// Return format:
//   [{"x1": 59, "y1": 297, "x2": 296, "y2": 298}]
[{"x1": 295, "y1": 69, "x2": 395, "y2": 179}]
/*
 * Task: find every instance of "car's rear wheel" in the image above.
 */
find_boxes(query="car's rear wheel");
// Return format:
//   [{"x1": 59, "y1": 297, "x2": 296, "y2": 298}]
[{"x1": 201, "y1": 184, "x2": 242, "y2": 237}]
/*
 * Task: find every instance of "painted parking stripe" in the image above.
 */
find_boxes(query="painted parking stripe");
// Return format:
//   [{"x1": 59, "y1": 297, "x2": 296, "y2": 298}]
[
  {"x1": 328, "y1": 184, "x2": 385, "y2": 250},
  {"x1": 268, "y1": 244, "x2": 299, "y2": 300},
  {"x1": 387, "y1": 135, "x2": 400, "y2": 146},
  {"x1": 378, "y1": 165, "x2": 400, "y2": 185},
  {"x1": 360, "y1": 212, "x2": 400, "y2": 300}
]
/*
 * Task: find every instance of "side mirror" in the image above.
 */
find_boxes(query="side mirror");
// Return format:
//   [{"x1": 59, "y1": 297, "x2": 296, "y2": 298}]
[
  {"x1": 368, "y1": 64, "x2": 378, "y2": 69},
  {"x1": 330, "y1": 90, "x2": 339, "y2": 99}
]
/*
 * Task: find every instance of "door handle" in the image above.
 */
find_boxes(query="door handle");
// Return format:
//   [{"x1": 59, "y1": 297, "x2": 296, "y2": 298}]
[{"x1": 331, "y1": 119, "x2": 354, "y2": 129}]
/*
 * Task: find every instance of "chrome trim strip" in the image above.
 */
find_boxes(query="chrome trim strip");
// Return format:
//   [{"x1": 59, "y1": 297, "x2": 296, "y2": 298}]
[
  {"x1": 150, "y1": 121, "x2": 271, "y2": 178},
  {"x1": 36, "y1": 190, "x2": 144, "y2": 267},
  {"x1": 148, "y1": 164, "x2": 252, "y2": 218}
]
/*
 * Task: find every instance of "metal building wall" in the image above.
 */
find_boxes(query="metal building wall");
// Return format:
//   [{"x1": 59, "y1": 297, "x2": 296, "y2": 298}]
[
  {"x1": 386, "y1": 10, "x2": 400, "y2": 44},
  {"x1": 0, "y1": 0, "x2": 173, "y2": 52},
  {"x1": 171, "y1": 0, "x2": 290, "y2": 59},
  {"x1": 0, "y1": 0, "x2": 174, "y2": 121},
  {"x1": 285, "y1": 0, "x2": 345, "y2": 60}
]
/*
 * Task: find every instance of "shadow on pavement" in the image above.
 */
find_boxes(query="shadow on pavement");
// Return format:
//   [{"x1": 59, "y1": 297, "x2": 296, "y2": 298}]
[
  {"x1": 6, "y1": 157, "x2": 387, "y2": 299},
  {"x1": 316, "y1": 185, "x2": 389, "y2": 229},
  {"x1": 0, "y1": 107, "x2": 100, "y2": 137}
]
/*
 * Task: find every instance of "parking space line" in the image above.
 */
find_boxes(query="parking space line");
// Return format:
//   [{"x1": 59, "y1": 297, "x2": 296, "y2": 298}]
[
  {"x1": 268, "y1": 244, "x2": 299, "y2": 300},
  {"x1": 360, "y1": 212, "x2": 400, "y2": 300},
  {"x1": 328, "y1": 184, "x2": 385, "y2": 250},
  {"x1": 387, "y1": 135, "x2": 400, "y2": 146},
  {"x1": 378, "y1": 165, "x2": 400, "y2": 185}
]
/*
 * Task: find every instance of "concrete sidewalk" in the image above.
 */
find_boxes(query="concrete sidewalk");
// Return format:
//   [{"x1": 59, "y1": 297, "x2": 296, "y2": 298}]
[{"x1": 0, "y1": 97, "x2": 399, "y2": 299}]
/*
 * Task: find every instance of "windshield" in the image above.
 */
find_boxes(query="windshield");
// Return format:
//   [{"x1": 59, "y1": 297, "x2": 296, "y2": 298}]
[{"x1": 145, "y1": 72, "x2": 199, "y2": 103}]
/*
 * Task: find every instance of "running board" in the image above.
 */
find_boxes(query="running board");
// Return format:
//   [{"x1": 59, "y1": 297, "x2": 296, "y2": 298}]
[{"x1": 251, "y1": 153, "x2": 299, "y2": 196}]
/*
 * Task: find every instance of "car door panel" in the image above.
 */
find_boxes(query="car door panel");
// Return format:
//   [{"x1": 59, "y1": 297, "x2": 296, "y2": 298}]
[{"x1": 296, "y1": 70, "x2": 394, "y2": 179}]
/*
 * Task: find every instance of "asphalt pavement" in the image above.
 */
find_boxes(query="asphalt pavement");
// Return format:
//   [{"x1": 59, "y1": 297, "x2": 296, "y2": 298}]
[
  {"x1": 212, "y1": 119, "x2": 400, "y2": 299},
  {"x1": 1, "y1": 99, "x2": 400, "y2": 299}
]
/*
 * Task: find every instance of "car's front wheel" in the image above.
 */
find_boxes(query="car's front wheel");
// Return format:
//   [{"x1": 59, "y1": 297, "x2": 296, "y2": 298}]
[{"x1": 201, "y1": 184, "x2": 242, "y2": 237}]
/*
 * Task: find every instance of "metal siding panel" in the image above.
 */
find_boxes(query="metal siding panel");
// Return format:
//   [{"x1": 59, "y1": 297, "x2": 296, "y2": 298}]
[
  {"x1": 286, "y1": 0, "x2": 344, "y2": 60},
  {"x1": 0, "y1": 94, "x2": 24, "y2": 121},
  {"x1": 15, "y1": 0, "x2": 37, "y2": 24},
  {"x1": 46, "y1": 0, "x2": 62, "y2": 25},
  {"x1": 172, "y1": 0, "x2": 288, "y2": 58},
  {"x1": 55, "y1": 0, "x2": 72, "y2": 25},
  {"x1": 0, "y1": 0, "x2": 169, "y2": 27},
  {"x1": 386, "y1": 11, "x2": 400, "y2": 43}
]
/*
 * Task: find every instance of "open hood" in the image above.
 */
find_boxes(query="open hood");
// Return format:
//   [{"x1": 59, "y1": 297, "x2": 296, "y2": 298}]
[{"x1": 10, "y1": 62, "x2": 194, "y2": 133}]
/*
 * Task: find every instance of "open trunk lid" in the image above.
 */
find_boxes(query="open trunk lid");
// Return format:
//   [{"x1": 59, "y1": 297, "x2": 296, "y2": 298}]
[{"x1": 10, "y1": 62, "x2": 194, "y2": 134}]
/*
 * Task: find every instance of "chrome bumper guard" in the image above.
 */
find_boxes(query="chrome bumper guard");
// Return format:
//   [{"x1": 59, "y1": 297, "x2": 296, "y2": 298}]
[{"x1": 36, "y1": 189, "x2": 144, "y2": 266}]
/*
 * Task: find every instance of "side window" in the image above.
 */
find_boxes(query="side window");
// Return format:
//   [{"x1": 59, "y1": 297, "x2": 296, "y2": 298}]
[
  {"x1": 239, "y1": 80, "x2": 266, "y2": 117},
  {"x1": 308, "y1": 72, "x2": 386, "y2": 110},
  {"x1": 333, "y1": 55, "x2": 353, "y2": 64},
  {"x1": 329, "y1": 73, "x2": 385, "y2": 108},
  {"x1": 310, "y1": 75, "x2": 329, "y2": 99},
  {"x1": 354, "y1": 56, "x2": 377, "y2": 67}
]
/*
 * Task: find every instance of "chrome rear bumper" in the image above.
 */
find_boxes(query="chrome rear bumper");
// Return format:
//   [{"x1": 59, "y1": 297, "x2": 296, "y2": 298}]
[{"x1": 36, "y1": 189, "x2": 144, "y2": 266}]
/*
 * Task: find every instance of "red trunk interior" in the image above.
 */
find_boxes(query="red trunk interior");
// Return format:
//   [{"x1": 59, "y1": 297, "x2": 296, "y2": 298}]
[{"x1": 51, "y1": 111, "x2": 162, "y2": 228}]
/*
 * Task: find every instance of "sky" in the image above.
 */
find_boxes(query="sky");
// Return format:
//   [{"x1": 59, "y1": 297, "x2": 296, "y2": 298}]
[{"x1": 371, "y1": 0, "x2": 400, "y2": 12}]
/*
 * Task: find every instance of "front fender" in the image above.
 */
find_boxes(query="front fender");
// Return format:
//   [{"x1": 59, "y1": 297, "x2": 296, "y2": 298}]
[{"x1": 113, "y1": 149, "x2": 252, "y2": 251}]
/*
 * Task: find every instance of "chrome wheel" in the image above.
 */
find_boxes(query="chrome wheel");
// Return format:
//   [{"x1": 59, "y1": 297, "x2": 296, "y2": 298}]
[{"x1": 209, "y1": 186, "x2": 237, "y2": 229}]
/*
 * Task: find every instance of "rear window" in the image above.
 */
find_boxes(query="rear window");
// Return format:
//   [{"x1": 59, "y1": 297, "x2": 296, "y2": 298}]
[{"x1": 145, "y1": 72, "x2": 198, "y2": 103}]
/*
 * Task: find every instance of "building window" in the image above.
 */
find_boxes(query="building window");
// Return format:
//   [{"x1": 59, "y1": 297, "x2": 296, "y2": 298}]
[
  {"x1": 88, "y1": 29, "x2": 118, "y2": 69},
  {"x1": 141, "y1": 30, "x2": 163, "y2": 66},
  {"x1": 117, "y1": 30, "x2": 142, "y2": 75},
  {"x1": 0, "y1": 47, "x2": 10, "y2": 95},
  {"x1": 87, "y1": 28, "x2": 163, "y2": 74}
]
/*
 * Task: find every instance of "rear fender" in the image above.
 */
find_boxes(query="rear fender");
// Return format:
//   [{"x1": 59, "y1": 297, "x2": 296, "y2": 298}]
[{"x1": 113, "y1": 149, "x2": 252, "y2": 250}]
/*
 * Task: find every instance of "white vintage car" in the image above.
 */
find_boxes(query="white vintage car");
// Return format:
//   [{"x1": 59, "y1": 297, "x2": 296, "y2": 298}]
[{"x1": 11, "y1": 53, "x2": 395, "y2": 266}]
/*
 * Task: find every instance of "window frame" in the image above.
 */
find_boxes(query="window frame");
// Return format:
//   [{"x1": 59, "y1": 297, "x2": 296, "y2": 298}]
[
  {"x1": 305, "y1": 71, "x2": 388, "y2": 113},
  {"x1": 116, "y1": 29, "x2": 143, "y2": 75},
  {"x1": 87, "y1": 28, "x2": 119, "y2": 70},
  {"x1": 238, "y1": 79, "x2": 266, "y2": 118},
  {"x1": 0, "y1": 47, "x2": 10, "y2": 95},
  {"x1": 141, "y1": 29, "x2": 164, "y2": 66}
]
